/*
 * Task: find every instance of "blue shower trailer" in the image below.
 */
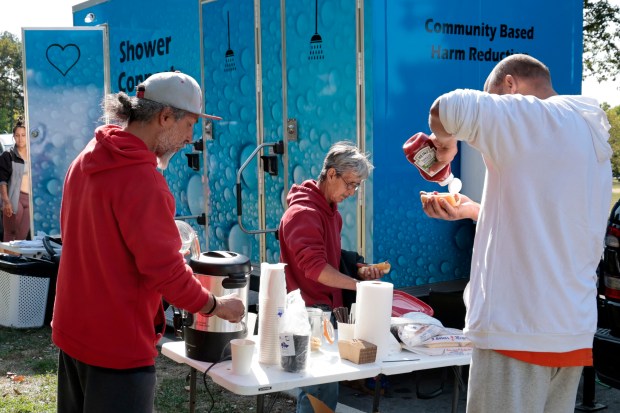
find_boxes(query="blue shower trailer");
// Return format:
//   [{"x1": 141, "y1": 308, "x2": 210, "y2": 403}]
[{"x1": 22, "y1": 0, "x2": 583, "y2": 288}]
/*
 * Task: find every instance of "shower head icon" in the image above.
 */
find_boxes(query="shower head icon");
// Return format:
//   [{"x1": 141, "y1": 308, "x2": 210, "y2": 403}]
[
  {"x1": 225, "y1": 11, "x2": 236, "y2": 72},
  {"x1": 308, "y1": 0, "x2": 323, "y2": 60}
]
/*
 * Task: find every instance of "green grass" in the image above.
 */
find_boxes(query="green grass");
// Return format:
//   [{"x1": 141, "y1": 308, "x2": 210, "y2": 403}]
[
  {"x1": 0, "y1": 372, "x2": 57, "y2": 413},
  {"x1": 0, "y1": 327, "x2": 292, "y2": 412},
  {"x1": 0, "y1": 327, "x2": 58, "y2": 413},
  {"x1": 612, "y1": 180, "x2": 620, "y2": 211}
]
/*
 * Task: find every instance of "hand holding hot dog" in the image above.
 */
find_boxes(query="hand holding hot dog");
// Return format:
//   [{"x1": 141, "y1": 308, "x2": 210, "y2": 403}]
[
  {"x1": 357, "y1": 261, "x2": 390, "y2": 280},
  {"x1": 421, "y1": 191, "x2": 480, "y2": 222}
]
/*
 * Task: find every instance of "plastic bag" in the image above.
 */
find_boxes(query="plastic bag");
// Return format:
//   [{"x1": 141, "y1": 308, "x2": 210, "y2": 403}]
[
  {"x1": 390, "y1": 312, "x2": 444, "y2": 343},
  {"x1": 398, "y1": 323, "x2": 447, "y2": 347},
  {"x1": 397, "y1": 312, "x2": 472, "y2": 356},
  {"x1": 279, "y1": 289, "x2": 311, "y2": 372}
]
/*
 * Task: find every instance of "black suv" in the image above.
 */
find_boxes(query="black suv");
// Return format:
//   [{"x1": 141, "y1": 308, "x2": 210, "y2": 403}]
[{"x1": 594, "y1": 199, "x2": 620, "y2": 389}]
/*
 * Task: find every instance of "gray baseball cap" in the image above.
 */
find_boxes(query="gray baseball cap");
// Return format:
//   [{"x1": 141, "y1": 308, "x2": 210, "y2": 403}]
[{"x1": 137, "y1": 71, "x2": 222, "y2": 120}]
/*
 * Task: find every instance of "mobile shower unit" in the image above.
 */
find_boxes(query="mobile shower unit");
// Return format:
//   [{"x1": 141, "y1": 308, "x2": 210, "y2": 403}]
[{"x1": 22, "y1": 0, "x2": 583, "y2": 288}]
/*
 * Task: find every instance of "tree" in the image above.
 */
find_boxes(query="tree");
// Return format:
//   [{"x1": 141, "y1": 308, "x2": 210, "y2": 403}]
[
  {"x1": 0, "y1": 31, "x2": 23, "y2": 133},
  {"x1": 607, "y1": 105, "x2": 620, "y2": 176},
  {"x1": 584, "y1": 0, "x2": 620, "y2": 82}
]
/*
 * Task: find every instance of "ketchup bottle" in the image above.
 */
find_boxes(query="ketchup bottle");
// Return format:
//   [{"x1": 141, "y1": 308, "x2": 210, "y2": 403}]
[{"x1": 403, "y1": 132, "x2": 462, "y2": 193}]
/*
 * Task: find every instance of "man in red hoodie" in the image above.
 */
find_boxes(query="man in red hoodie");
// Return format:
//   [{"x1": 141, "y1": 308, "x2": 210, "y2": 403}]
[
  {"x1": 52, "y1": 71, "x2": 245, "y2": 413},
  {"x1": 278, "y1": 141, "x2": 383, "y2": 413}
]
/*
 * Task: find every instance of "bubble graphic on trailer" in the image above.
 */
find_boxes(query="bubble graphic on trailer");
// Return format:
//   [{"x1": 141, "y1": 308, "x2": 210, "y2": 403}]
[{"x1": 202, "y1": 1, "x2": 259, "y2": 260}]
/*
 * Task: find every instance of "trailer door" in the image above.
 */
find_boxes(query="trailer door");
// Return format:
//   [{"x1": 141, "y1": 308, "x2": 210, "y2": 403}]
[
  {"x1": 22, "y1": 27, "x2": 108, "y2": 235},
  {"x1": 200, "y1": 0, "x2": 362, "y2": 264}
]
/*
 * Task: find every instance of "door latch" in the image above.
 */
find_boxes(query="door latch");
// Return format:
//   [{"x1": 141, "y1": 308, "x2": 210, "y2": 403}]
[{"x1": 287, "y1": 118, "x2": 297, "y2": 141}]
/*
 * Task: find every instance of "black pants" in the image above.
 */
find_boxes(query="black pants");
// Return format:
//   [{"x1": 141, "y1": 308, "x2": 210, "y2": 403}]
[{"x1": 57, "y1": 350, "x2": 156, "y2": 413}]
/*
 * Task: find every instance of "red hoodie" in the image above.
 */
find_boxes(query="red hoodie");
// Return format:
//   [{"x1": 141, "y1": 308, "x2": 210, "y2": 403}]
[
  {"x1": 278, "y1": 180, "x2": 343, "y2": 308},
  {"x1": 52, "y1": 125, "x2": 210, "y2": 369}
]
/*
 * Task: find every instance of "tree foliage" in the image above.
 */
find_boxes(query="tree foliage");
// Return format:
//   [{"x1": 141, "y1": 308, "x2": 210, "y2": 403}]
[
  {"x1": 584, "y1": 0, "x2": 620, "y2": 82},
  {"x1": 583, "y1": 1, "x2": 620, "y2": 174},
  {"x1": 0, "y1": 31, "x2": 23, "y2": 133},
  {"x1": 607, "y1": 106, "x2": 620, "y2": 176}
]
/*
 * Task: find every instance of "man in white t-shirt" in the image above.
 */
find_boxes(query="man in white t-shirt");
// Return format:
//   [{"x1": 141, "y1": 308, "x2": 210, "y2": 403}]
[{"x1": 421, "y1": 54, "x2": 612, "y2": 413}]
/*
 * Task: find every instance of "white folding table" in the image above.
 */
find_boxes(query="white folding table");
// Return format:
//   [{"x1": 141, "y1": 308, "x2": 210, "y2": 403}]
[{"x1": 161, "y1": 338, "x2": 470, "y2": 413}]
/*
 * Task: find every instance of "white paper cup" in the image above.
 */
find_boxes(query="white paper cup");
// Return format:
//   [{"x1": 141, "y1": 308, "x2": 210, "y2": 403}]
[
  {"x1": 337, "y1": 322, "x2": 355, "y2": 341},
  {"x1": 231, "y1": 339, "x2": 255, "y2": 375}
]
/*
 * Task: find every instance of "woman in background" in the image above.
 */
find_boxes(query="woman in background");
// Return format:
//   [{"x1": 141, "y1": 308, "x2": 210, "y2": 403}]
[{"x1": 0, "y1": 120, "x2": 31, "y2": 241}]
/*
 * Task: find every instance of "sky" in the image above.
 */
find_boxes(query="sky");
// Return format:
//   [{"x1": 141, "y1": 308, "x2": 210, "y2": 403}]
[{"x1": 1, "y1": 0, "x2": 620, "y2": 107}]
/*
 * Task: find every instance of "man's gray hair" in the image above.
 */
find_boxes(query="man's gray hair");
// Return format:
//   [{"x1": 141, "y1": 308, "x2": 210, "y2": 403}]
[
  {"x1": 318, "y1": 141, "x2": 374, "y2": 182},
  {"x1": 102, "y1": 91, "x2": 187, "y2": 126}
]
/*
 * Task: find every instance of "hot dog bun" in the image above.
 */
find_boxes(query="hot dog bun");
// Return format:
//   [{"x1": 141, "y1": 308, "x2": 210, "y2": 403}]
[
  {"x1": 372, "y1": 261, "x2": 391, "y2": 274},
  {"x1": 420, "y1": 192, "x2": 461, "y2": 207},
  {"x1": 358, "y1": 261, "x2": 391, "y2": 275}
]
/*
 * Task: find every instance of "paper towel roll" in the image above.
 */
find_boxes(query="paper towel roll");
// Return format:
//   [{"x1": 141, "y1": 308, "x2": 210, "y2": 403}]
[
  {"x1": 258, "y1": 263, "x2": 286, "y2": 364},
  {"x1": 354, "y1": 281, "x2": 393, "y2": 362}
]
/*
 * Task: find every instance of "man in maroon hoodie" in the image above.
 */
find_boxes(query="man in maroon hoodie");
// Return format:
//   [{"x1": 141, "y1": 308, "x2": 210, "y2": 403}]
[
  {"x1": 52, "y1": 71, "x2": 245, "y2": 413},
  {"x1": 278, "y1": 141, "x2": 383, "y2": 413}
]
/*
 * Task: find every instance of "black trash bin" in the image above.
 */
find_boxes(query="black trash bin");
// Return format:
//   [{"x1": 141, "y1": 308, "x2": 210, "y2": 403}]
[{"x1": 0, "y1": 254, "x2": 59, "y2": 328}]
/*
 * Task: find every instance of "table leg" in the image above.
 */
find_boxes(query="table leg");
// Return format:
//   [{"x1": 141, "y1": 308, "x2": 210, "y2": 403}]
[
  {"x1": 451, "y1": 366, "x2": 461, "y2": 413},
  {"x1": 189, "y1": 367, "x2": 197, "y2": 413},
  {"x1": 575, "y1": 366, "x2": 606, "y2": 411},
  {"x1": 372, "y1": 375, "x2": 383, "y2": 413},
  {"x1": 256, "y1": 394, "x2": 265, "y2": 413}
]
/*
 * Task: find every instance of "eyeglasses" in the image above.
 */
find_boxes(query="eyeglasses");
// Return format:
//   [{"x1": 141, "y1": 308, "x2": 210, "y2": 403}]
[{"x1": 339, "y1": 175, "x2": 361, "y2": 192}]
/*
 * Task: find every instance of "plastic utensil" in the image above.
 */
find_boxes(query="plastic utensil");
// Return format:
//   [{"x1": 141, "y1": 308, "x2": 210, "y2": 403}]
[{"x1": 323, "y1": 316, "x2": 335, "y2": 344}]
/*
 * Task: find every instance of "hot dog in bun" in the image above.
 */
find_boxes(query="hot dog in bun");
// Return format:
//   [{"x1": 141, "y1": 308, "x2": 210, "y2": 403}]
[
  {"x1": 420, "y1": 191, "x2": 461, "y2": 207},
  {"x1": 358, "y1": 261, "x2": 391, "y2": 276}
]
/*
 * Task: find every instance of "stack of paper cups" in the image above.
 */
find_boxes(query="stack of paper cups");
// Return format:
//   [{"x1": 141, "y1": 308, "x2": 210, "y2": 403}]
[
  {"x1": 354, "y1": 281, "x2": 393, "y2": 361},
  {"x1": 257, "y1": 262, "x2": 287, "y2": 365}
]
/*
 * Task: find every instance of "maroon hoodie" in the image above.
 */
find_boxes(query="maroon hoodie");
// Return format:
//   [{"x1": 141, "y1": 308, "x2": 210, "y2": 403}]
[
  {"x1": 52, "y1": 125, "x2": 210, "y2": 369},
  {"x1": 279, "y1": 180, "x2": 343, "y2": 308}
]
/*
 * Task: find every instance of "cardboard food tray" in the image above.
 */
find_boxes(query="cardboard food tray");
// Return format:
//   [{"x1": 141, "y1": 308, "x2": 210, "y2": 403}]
[{"x1": 338, "y1": 339, "x2": 377, "y2": 364}]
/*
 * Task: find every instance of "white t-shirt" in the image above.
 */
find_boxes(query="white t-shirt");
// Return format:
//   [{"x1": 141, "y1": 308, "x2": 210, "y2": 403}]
[{"x1": 438, "y1": 90, "x2": 612, "y2": 352}]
